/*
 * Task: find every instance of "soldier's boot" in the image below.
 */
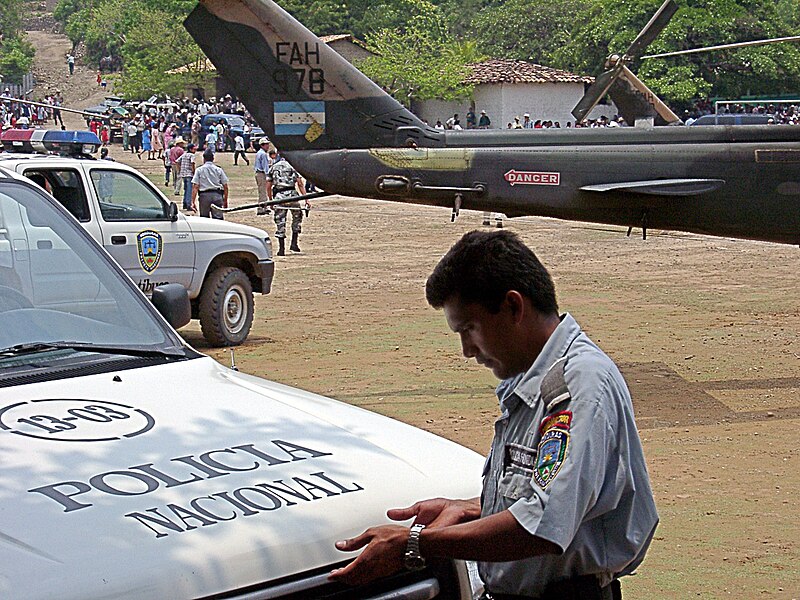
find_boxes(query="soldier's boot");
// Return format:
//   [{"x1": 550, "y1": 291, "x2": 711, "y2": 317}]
[
  {"x1": 290, "y1": 232, "x2": 301, "y2": 252},
  {"x1": 277, "y1": 237, "x2": 285, "y2": 256}
]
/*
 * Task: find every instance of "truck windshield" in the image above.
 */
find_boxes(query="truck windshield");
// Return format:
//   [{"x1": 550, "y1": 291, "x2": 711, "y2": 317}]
[{"x1": 0, "y1": 182, "x2": 181, "y2": 354}]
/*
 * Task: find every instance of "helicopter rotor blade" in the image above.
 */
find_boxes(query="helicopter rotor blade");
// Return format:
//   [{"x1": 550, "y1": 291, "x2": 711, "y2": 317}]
[
  {"x1": 625, "y1": 0, "x2": 679, "y2": 58},
  {"x1": 609, "y1": 65, "x2": 681, "y2": 125},
  {"x1": 571, "y1": 68, "x2": 620, "y2": 123},
  {"x1": 572, "y1": 0, "x2": 678, "y2": 123},
  {"x1": 642, "y1": 35, "x2": 800, "y2": 59}
]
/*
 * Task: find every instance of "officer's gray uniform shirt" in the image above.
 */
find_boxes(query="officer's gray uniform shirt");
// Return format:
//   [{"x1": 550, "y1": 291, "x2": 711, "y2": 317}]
[
  {"x1": 192, "y1": 161, "x2": 228, "y2": 191},
  {"x1": 479, "y1": 313, "x2": 658, "y2": 596}
]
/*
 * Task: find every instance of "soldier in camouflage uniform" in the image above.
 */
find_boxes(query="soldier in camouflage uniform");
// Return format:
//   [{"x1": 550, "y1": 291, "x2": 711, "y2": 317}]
[{"x1": 267, "y1": 149, "x2": 305, "y2": 255}]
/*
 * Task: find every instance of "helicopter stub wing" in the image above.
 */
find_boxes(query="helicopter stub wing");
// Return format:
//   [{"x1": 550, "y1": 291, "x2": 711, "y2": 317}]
[{"x1": 581, "y1": 178, "x2": 725, "y2": 196}]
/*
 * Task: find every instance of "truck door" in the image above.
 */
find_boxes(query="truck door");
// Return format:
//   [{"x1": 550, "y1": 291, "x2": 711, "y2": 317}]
[
  {"x1": 20, "y1": 166, "x2": 104, "y2": 242},
  {"x1": 86, "y1": 166, "x2": 195, "y2": 295}
]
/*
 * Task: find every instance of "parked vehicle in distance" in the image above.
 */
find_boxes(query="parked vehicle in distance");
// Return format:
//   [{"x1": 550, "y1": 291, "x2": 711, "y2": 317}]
[
  {"x1": 0, "y1": 129, "x2": 274, "y2": 346},
  {"x1": 689, "y1": 113, "x2": 775, "y2": 125},
  {"x1": 199, "y1": 113, "x2": 264, "y2": 150},
  {"x1": 0, "y1": 163, "x2": 485, "y2": 599}
]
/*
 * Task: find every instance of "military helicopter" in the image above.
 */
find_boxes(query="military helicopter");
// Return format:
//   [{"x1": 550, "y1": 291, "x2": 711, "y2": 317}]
[{"x1": 184, "y1": 0, "x2": 800, "y2": 245}]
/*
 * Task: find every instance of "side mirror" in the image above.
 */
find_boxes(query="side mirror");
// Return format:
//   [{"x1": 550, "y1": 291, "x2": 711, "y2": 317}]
[
  {"x1": 168, "y1": 201, "x2": 179, "y2": 222},
  {"x1": 151, "y1": 283, "x2": 191, "y2": 329}
]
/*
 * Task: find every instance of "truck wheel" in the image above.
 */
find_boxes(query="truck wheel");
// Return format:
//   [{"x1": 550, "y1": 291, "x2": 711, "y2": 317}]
[{"x1": 199, "y1": 267, "x2": 254, "y2": 346}]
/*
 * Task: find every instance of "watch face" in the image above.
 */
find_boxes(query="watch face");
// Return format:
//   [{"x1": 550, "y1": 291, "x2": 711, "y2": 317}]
[{"x1": 404, "y1": 553, "x2": 426, "y2": 571}]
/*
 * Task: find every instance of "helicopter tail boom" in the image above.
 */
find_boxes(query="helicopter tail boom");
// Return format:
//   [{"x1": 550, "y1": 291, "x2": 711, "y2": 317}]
[{"x1": 185, "y1": 0, "x2": 439, "y2": 151}]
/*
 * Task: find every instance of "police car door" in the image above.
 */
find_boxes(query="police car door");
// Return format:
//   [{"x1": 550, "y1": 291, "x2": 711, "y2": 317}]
[{"x1": 85, "y1": 165, "x2": 195, "y2": 295}]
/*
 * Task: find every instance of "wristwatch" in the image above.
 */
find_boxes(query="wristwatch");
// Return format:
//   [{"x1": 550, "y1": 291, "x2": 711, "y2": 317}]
[{"x1": 404, "y1": 523, "x2": 426, "y2": 571}]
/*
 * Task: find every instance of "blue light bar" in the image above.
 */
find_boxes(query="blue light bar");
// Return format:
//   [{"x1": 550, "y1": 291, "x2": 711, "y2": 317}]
[{"x1": 0, "y1": 129, "x2": 101, "y2": 156}]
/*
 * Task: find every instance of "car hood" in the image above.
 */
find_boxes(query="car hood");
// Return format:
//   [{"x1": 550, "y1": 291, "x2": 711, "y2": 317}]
[
  {"x1": 0, "y1": 357, "x2": 484, "y2": 599},
  {"x1": 183, "y1": 215, "x2": 270, "y2": 240}
]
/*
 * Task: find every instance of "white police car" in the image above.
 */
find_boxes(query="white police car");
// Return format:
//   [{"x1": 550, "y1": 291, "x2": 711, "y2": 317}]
[
  {"x1": 0, "y1": 165, "x2": 484, "y2": 598},
  {"x1": 0, "y1": 129, "x2": 274, "y2": 347}
]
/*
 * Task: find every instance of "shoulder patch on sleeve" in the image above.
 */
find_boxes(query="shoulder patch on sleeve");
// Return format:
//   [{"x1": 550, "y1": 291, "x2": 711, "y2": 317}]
[
  {"x1": 539, "y1": 410, "x2": 572, "y2": 434},
  {"x1": 533, "y1": 429, "x2": 569, "y2": 488}
]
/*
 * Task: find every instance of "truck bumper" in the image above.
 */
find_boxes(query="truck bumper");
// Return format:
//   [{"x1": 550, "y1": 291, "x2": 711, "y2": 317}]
[{"x1": 256, "y1": 259, "x2": 275, "y2": 294}]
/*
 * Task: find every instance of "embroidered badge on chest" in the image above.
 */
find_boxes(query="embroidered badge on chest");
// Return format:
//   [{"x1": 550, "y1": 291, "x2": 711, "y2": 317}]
[{"x1": 533, "y1": 428, "x2": 569, "y2": 488}]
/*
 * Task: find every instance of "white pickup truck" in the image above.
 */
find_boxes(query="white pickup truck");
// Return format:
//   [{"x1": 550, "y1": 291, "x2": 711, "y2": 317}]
[
  {"x1": 0, "y1": 164, "x2": 484, "y2": 598},
  {"x1": 0, "y1": 150, "x2": 274, "y2": 347}
]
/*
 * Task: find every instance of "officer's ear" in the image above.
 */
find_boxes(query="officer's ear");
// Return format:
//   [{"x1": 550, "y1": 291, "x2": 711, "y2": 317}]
[{"x1": 502, "y1": 290, "x2": 526, "y2": 324}]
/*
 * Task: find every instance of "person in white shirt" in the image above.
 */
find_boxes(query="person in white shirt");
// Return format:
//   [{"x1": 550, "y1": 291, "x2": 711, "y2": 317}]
[{"x1": 233, "y1": 134, "x2": 249, "y2": 165}]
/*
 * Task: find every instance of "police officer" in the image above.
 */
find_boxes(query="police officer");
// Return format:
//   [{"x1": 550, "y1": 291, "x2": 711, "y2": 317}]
[
  {"x1": 254, "y1": 137, "x2": 271, "y2": 216},
  {"x1": 191, "y1": 148, "x2": 228, "y2": 219},
  {"x1": 266, "y1": 149, "x2": 305, "y2": 256},
  {"x1": 330, "y1": 230, "x2": 658, "y2": 599}
]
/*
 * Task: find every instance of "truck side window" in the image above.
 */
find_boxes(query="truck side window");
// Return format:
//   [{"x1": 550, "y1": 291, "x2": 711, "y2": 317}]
[
  {"x1": 24, "y1": 169, "x2": 91, "y2": 222},
  {"x1": 90, "y1": 169, "x2": 169, "y2": 221}
]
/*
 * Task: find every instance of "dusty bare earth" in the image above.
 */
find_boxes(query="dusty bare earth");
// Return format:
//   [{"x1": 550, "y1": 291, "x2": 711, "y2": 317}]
[{"x1": 28, "y1": 30, "x2": 800, "y2": 598}]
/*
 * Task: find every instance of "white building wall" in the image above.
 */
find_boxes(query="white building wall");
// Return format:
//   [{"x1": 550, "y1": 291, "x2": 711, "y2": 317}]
[
  {"x1": 412, "y1": 82, "x2": 609, "y2": 129},
  {"x1": 497, "y1": 82, "x2": 585, "y2": 127},
  {"x1": 412, "y1": 97, "x2": 473, "y2": 127}
]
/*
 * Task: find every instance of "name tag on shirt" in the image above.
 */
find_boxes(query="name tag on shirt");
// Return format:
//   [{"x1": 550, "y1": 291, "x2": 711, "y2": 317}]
[{"x1": 504, "y1": 443, "x2": 537, "y2": 474}]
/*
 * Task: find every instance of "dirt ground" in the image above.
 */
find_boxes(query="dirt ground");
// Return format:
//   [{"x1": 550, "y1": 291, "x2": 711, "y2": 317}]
[{"x1": 32, "y1": 30, "x2": 800, "y2": 598}]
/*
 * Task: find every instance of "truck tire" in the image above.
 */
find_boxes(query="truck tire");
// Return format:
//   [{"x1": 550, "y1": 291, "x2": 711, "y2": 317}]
[{"x1": 199, "y1": 267, "x2": 254, "y2": 346}]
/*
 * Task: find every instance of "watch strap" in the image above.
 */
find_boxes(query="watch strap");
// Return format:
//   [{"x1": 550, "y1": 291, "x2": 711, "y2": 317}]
[{"x1": 404, "y1": 523, "x2": 426, "y2": 570}]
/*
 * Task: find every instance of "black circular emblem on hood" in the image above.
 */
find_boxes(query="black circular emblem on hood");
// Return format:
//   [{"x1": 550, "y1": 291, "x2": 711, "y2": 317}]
[{"x1": 0, "y1": 399, "x2": 155, "y2": 442}]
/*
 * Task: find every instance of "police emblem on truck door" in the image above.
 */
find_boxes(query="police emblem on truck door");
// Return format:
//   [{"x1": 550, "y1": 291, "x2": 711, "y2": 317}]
[{"x1": 137, "y1": 230, "x2": 163, "y2": 273}]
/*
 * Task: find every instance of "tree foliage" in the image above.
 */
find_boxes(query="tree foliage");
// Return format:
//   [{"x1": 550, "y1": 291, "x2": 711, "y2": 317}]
[
  {"x1": 278, "y1": 0, "x2": 349, "y2": 36},
  {"x1": 549, "y1": 0, "x2": 800, "y2": 108},
  {"x1": 53, "y1": 0, "x2": 207, "y2": 97},
  {"x1": 49, "y1": 0, "x2": 800, "y2": 107},
  {"x1": 471, "y1": 0, "x2": 581, "y2": 65},
  {"x1": 357, "y1": 0, "x2": 480, "y2": 104},
  {"x1": 0, "y1": 36, "x2": 36, "y2": 83},
  {"x1": 0, "y1": 0, "x2": 35, "y2": 84}
]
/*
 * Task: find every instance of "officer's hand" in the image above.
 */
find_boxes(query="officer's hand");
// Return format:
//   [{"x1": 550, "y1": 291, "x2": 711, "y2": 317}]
[
  {"x1": 330, "y1": 525, "x2": 408, "y2": 585},
  {"x1": 388, "y1": 497, "x2": 481, "y2": 529}
]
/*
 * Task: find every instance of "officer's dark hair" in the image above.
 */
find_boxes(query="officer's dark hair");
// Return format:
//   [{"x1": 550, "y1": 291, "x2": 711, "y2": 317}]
[{"x1": 425, "y1": 230, "x2": 558, "y2": 315}]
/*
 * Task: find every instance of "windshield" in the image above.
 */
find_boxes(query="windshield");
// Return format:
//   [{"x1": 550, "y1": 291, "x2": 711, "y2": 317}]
[{"x1": 0, "y1": 181, "x2": 180, "y2": 354}]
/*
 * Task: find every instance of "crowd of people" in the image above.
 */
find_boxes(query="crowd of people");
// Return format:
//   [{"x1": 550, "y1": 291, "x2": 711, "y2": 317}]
[
  {"x1": 1, "y1": 89, "x2": 65, "y2": 129},
  {"x1": 115, "y1": 95, "x2": 262, "y2": 156},
  {"x1": 431, "y1": 110, "x2": 632, "y2": 131},
  {"x1": 685, "y1": 99, "x2": 800, "y2": 125}
]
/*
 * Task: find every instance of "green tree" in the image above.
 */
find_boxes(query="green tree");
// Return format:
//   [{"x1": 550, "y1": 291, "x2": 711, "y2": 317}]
[
  {"x1": 279, "y1": 0, "x2": 349, "y2": 36},
  {"x1": 114, "y1": 6, "x2": 208, "y2": 97},
  {"x1": 552, "y1": 0, "x2": 800, "y2": 108},
  {"x1": 470, "y1": 0, "x2": 580, "y2": 65},
  {"x1": 0, "y1": 36, "x2": 35, "y2": 83},
  {"x1": 0, "y1": 0, "x2": 25, "y2": 36},
  {"x1": 358, "y1": 0, "x2": 480, "y2": 105},
  {"x1": 0, "y1": 0, "x2": 35, "y2": 83}
]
